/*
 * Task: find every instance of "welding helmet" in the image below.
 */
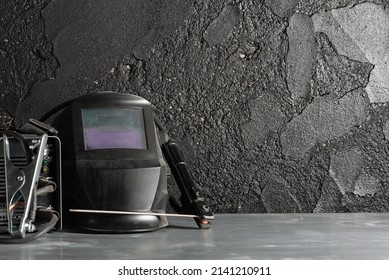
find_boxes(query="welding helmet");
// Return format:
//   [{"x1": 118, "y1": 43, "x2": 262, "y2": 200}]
[{"x1": 51, "y1": 92, "x2": 169, "y2": 232}]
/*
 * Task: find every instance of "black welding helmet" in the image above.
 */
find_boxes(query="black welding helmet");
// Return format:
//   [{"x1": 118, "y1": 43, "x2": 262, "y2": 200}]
[{"x1": 51, "y1": 92, "x2": 169, "y2": 232}]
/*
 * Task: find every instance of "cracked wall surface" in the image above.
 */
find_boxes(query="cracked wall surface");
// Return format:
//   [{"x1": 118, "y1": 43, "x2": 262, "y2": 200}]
[
  {"x1": 0, "y1": 0, "x2": 58, "y2": 128},
  {"x1": 2, "y1": 0, "x2": 389, "y2": 213},
  {"x1": 313, "y1": 3, "x2": 389, "y2": 103}
]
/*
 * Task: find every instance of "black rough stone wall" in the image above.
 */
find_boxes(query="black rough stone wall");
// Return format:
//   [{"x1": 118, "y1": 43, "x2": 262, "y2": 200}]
[{"x1": 1, "y1": 0, "x2": 389, "y2": 213}]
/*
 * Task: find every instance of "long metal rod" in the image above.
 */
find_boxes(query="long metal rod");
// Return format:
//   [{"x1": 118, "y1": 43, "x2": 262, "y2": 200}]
[{"x1": 69, "y1": 209, "x2": 198, "y2": 218}]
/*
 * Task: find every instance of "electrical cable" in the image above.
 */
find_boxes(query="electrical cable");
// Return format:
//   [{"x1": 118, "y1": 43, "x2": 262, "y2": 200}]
[
  {"x1": 36, "y1": 185, "x2": 56, "y2": 197},
  {"x1": 38, "y1": 99, "x2": 74, "y2": 122},
  {"x1": 36, "y1": 177, "x2": 57, "y2": 196},
  {"x1": 0, "y1": 210, "x2": 58, "y2": 244}
]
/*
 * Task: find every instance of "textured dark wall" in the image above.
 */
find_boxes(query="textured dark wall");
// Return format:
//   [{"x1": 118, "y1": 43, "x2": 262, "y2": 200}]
[{"x1": 1, "y1": 0, "x2": 389, "y2": 213}]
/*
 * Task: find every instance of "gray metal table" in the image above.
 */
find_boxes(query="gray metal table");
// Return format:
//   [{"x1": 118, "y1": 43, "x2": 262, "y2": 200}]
[{"x1": 1, "y1": 213, "x2": 389, "y2": 260}]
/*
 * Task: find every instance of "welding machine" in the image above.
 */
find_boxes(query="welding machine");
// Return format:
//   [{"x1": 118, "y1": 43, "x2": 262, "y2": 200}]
[{"x1": 0, "y1": 124, "x2": 61, "y2": 243}]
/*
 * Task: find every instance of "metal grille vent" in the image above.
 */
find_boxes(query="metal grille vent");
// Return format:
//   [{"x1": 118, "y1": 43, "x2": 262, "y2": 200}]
[{"x1": 0, "y1": 156, "x2": 28, "y2": 232}]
